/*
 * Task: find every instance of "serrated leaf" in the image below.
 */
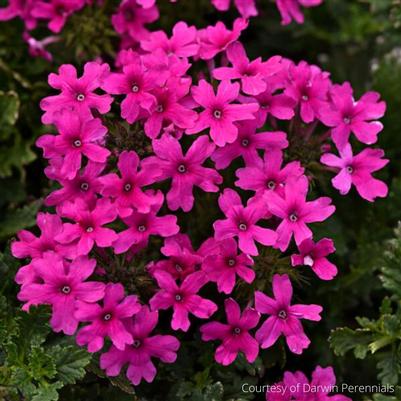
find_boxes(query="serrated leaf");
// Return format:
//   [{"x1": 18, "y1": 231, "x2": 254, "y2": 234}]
[
  {"x1": 377, "y1": 350, "x2": 401, "y2": 385},
  {"x1": 0, "y1": 90, "x2": 19, "y2": 129},
  {"x1": 329, "y1": 327, "x2": 372, "y2": 358}
]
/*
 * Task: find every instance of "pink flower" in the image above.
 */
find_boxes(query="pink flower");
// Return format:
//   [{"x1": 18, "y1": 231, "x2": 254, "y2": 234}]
[
  {"x1": 320, "y1": 82, "x2": 386, "y2": 150},
  {"x1": 235, "y1": 150, "x2": 304, "y2": 197},
  {"x1": 211, "y1": 0, "x2": 258, "y2": 19},
  {"x1": 32, "y1": 0, "x2": 85, "y2": 33},
  {"x1": 45, "y1": 161, "x2": 104, "y2": 207},
  {"x1": 113, "y1": 192, "x2": 179, "y2": 254},
  {"x1": 18, "y1": 253, "x2": 105, "y2": 335},
  {"x1": 291, "y1": 238, "x2": 338, "y2": 280},
  {"x1": 213, "y1": 42, "x2": 282, "y2": 96},
  {"x1": 39, "y1": 113, "x2": 109, "y2": 179},
  {"x1": 149, "y1": 271, "x2": 217, "y2": 331},
  {"x1": 100, "y1": 306, "x2": 180, "y2": 385},
  {"x1": 100, "y1": 150, "x2": 160, "y2": 216},
  {"x1": 12, "y1": 212, "x2": 68, "y2": 260},
  {"x1": 266, "y1": 365, "x2": 352, "y2": 401},
  {"x1": 214, "y1": 189, "x2": 277, "y2": 256},
  {"x1": 202, "y1": 238, "x2": 255, "y2": 294},
  {"x1": 276, "y1": 0, "x2": 323, "y2": 25},
  {"x1": 75, "y1": 283, "x2": 141, "y2": 352},
  {"x1": 142, "y1": 135, "x2": 222, "y2": 211},
  {"x1": 198, "y1": 18, "x2": 248, "y2": 60},
  {"x1": 211, "y1": 120, "x2": 288, "y2": 169},
  {"x1": 200, "y1": 298, "x2": 260, "y2": 365},
  {"x1": 320, "y1": 144, "x2": 389, "y2": 202},
  {"x1": 255, "y1": 274, "x2": 322, "y2": 354},
  {"x1": 144, "y1": 78, "x2": 197, "y2": 138},
  {"x1": 148, "y1": 234, "x2": 202, "y2": 279},
  {"x1": 264, "y1": 176, "x2": 335, "y2": 251},
  {"x1": 101, "y1": 60, "x2": 157, "y2": 124},
  {"x1": 23, "y1": 32, "x2": 59, "y2": 61},
  {"x1": 0, "y1": 0, "x2": 37, "y2": 29},
  {"x1": 188, "y1": 80, "x2": 259, "y2": 147},
  {"x1": 285, "y1": 61, "x2": 330, "y2": 123},
  {"x1": 141, "y1": 21, "x2": 199, "y2": 58},
  {"x1": 40, "y1": 62, "x2": 112, "y2": 124},
  {"x1": 111, "y1": 0, "x2": 159, "y2": 42},
  {"x1": 56, "y1": 198, "x2": 118, "y2": 255}
]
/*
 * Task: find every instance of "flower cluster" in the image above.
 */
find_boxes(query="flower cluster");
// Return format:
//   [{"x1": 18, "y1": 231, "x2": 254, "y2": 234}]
[
  {"x1": 266, "y1": 365, "x2": 351, "y2": 401},
  {"x1": 12, "y1": 17, "x2": 387, "y2": 386}
]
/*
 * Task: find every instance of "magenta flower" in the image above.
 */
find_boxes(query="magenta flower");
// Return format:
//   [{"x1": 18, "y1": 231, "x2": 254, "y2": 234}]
[
  {"x1": 213, "y1": 41, "x2": 282, "y2": 96},
  {"x1": 291, "y1": 238, "x2": 338, "y2": 280},
  {"x1": 75, "y1": 283, "x2": 141, "y2": 352},
  {"x1": 320, "y1": 144, "x2": 389, "y2": 202},
  {"x1": 148, "y1": 234, "x2": 203, "y2": 279},
  {"x1": 0, "y1": 0, "x2": 37, "y2": 29},
  {"x1": 149, "y1": 271, "x2": 217, "y2": 332},
  {"x1": 214, "y1": 189, "x2": 277, "y2": 256},
  {"x1": 266, "y1": 365, "x2": 352, "y2": 401},
  {"x1": 200, "y1": 298, "x2": 260, "y2": 365},
  {"x1": 113, "y1": 192, "x2": 179, "y2": 254},
  {"x1": 100, "y1": 306, "x2": 180, "y2": 385},
  {"x1": 255, "y1": 274, "x2": 322, "y2": 354},
  {"x1": 100, "y1": 150, "x2": 160, "y2": 216},
  {"x1": 111, "y1": 0, "x2": 159, "y2": 42},
  {"x1": 56, "y1": 198, "x2": 118, "y2": 255},
  {"x1": 211, "y1": 0, "x2": 258, "y2": 18},
  {"x1": 198, "y1": 18, "x2": 248, "y2": 60},
  {"x1": 142, "y1": 134, "x2": 222, "y2": 211},
  {"x1": 18, "y1": 253, "x2": 105, "y2": 335},
  {"x1": 32, "y1": 0, "x2": 84, "y2": 33},
  {"x1": 276, "y1": 0, "x2": 323, "y2": 25},
  {"x1": 188, "y1": 80, "x2": 259, "y2": 146},
  {"x1": 101, "y1": 60, "x2": 157, "y2": 124},
  {"x1": 141, "y1": 21, "x2": 199, "y2": 58},
  {"x1": 320, "y1": 82, "x2": 386, "y2": 150},
  {"x1": 235, "y1": 150, "x2": 304, "y2": 197},
  {"x1": 264, "y1": 176, "x2": 335, "y2": 251},
  {"x1": 285, "y1": 61, "x2": 330, "y2": 123},
  {"x1": 12, "y1": 212, "x2": 68, "y2": 260},
  {"x1": 202, "y1": 238, "x2": 255, "y2": 294},
  {"x1": 144, "y1": 78, "x2": 197, "y2": 138},
  {"x1": 211, "y1": 120, "x2": 288, "y2": 169},
  {"x1": 23, "y1": 32, "x2": 59, "y2": 62},
  {"x1": 45, "y1": 161, "x2": 104, "y2": 207},
  {"x1": 40, "y1": 62, "x2": 112, "y2": 124},
  {"x1": 38, "y1": 113, "x2": 109, "y2": 179}
]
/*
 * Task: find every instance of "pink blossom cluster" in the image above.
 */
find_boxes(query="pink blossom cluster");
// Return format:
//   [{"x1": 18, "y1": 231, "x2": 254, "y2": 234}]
[
  {"x1": 266, "y1": 365, "x2": 351, "y2": 401},
  {"x1": 12, "y1": 19, "x2": 387, "y2": 386},
  {"x1": 210, "y1": 0, "x2": 323, "y2": 25}
]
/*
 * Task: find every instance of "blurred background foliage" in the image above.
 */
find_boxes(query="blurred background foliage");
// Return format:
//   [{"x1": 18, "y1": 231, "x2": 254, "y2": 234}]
[{"x1": 2, "y1": 0, "x2": 401, "y2": 400}]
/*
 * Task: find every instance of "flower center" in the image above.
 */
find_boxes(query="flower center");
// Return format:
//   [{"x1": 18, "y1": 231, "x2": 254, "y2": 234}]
[
  {"x1": 175, "y1": 294, "x2": 183, "y2": 302},
  {"x1": 80, "y1": 182, "x2": 89, "y2": 191},
  {"x1": 133, "y1": 339, "x2": 141, "y2": 348},
  {"x1": 175, "y1": 264, "x2": 183, "y2": 272},
  {"x1": 343, "y1": 117, "x2": 351, "y2": 124},
  {"x1": 103, "y1": 313, "x2": 112, "y2": 321},
  {"x1": 267, "y1": 180, "x2": 276, "y2": 190},
  {"x1": 233, "y1": 327, "x2": 241, "y2": 335},
  {"x1": 177, "y1": 164, "x2": 186, "y2": 173},
  {"x1": 156, "y1": 104, "x2": 164, "y2": 113},
  {"x1": 303, "y1": 255, "x2": 314, "y2": 266},
  {"x1": 213, "y1": 109, "x2": 222, "y2": 119},
  {"x1": 278, "y1": 310, "x2": 287, "y2": 319},
  {"x1": 124, "y1": 183, "x2": 132, "y2": 192},
  {"x1": 73, "y1": 139, "x2": 82, "y2": 148},
  {"x1": 238, "y1": 223, "x2": 247, "y2": 231},
  {"x1": 76, "y1": 93, "x2": 85, "y2": 102},
  {"x1": 61, "y1": 285, "x2": 71, "y2": 294},
  {"x1": 289, "y1": 213, "x2": 298, "y2": 222},
  {"x1": 132, "y1": 84, "x2": 139, "y2": 93},
  {"x1": 241, "y1": 139, "x2": 249, "y2": 147},
  {"x1": 302, "y1": 95, "x2": 309, "y2": 101},
  {"x1": 86, "y1": 226, "x2": 94, "y2": 233},
  {"x1": 346, "y1": 166, "x2": 354, "y2": 174},
  {"x1": 227, "y1": 258, "x2": 236, "y2": 267},
  {"x1": 138, "y1": 225, "x2": 146, "y2": 232}
]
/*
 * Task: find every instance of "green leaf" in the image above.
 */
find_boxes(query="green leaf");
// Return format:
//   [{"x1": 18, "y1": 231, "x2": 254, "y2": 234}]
[
  {"x1": 329, "y1": 327, "x2": 372, "y2": 359},
  {"x1": 377, "y1": 350, "x2": 401, "y2": 385},
  {"x1": 0, "y1": 90, "x2": 19, "y2": 129}
]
